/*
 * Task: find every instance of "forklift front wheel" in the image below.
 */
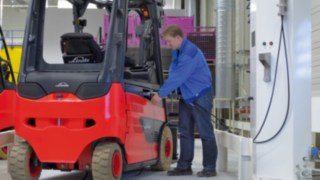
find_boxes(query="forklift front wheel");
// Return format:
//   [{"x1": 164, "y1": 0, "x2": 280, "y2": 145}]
[
  {"x1": 92, "y1": 142, "x2": 123, "y2": 180},
  {"x1": 152, "y1": 125, "x2": 173, "y2": 171}
]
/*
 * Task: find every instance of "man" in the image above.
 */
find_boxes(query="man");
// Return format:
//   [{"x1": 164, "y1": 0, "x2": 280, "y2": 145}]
[{"x1": 151, "y1": 25, "x2": 218, "y2": 177}]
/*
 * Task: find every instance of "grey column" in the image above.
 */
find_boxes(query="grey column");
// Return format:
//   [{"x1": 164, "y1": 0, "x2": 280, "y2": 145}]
[
  {"x1": 185, "y1": 0, "x2": 196, "y2": 19},
  {"x1": 216, "y1": 0, "x2": 235, "y2": 108}
]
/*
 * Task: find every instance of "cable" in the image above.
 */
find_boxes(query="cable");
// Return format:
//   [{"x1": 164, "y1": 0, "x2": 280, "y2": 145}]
[
  {"x1": 255, "y1": 17, "x2": 290, "y2": 143},
  {"x1": 135, "y1": 167, "x2": 146, "y2": 176},
  {"x1": 253, "y1": 18, "x2": 283, "y2": 142},
  {"x1": 253, "y1": 15, "x2": 291, "y2": 144},
  {"x1": 81, "y1": 171, "x2": 89, "y2": 180},
  {"x1": 165, "y1": 91, "x2": 229, "y2": 131},
  {"x1": 190, "y1": 101, "x2": 231, "y2": 132}
]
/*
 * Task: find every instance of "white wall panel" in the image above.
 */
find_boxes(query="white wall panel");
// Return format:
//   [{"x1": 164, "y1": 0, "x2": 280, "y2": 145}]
[
  {"x1": 312, "y1": 0, "x2": 320, "y2": 95},
  {"x1": 312, "y1": 0, "x2": 320, "y2": 131}
]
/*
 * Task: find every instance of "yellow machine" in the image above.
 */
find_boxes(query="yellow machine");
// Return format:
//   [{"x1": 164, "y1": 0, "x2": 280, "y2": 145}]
[{"x1": 0, "y1": 45, "x2": 22, "y2": 83}]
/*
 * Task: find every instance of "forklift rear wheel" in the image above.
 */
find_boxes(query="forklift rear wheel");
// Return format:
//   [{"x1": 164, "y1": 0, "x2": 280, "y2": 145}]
[
  {"x1": 0, "y1": 147, "x2": 8, "y2": 159},
  {"x1": 92, "y1": 142, "x2": 123, "y2": 180},
  {"x1": 152, "y1": 125, "x2": 173, "y2": 171},
  {"x1": 8, "y1": 142, "x2": 42, "y2": 180}
]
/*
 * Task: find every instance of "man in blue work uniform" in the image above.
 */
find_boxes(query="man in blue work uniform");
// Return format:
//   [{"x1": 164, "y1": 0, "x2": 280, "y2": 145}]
[{"x1": 151, "y1": 25, "x2": 218, "y2": 177}]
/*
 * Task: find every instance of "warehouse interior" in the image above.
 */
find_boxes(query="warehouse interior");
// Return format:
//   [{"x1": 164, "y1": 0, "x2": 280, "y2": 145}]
[{"x1": 0, "y1": 0, "x2": 319, "y2": 179}]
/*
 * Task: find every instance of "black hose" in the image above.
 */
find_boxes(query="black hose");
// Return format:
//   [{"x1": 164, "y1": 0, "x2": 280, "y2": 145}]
[{"x1": 253, "y1": 15, "x2": 290, "y2": 144}]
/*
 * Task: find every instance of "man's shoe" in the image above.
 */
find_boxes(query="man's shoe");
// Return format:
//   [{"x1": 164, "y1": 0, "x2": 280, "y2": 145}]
[
  {"x1": 167, "y1": 167, "x2": 193, "y2": 176},
  {"x1": 197, "y1": 169, "x2": 217, "y2": 177}
]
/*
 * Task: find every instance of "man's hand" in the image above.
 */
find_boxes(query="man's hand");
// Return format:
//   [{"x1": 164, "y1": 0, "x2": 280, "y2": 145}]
[{"x1": 151, "y1": 93, "x2": 162, "y2": 105}]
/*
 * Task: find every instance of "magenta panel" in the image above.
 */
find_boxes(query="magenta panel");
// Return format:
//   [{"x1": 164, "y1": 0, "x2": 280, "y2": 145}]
[
  {"x1": 104, "y1": 15, "x2": 195, "y2": 47},
  {"x1": 104, "y1": 15, "x2": 215, "y2": 63}
]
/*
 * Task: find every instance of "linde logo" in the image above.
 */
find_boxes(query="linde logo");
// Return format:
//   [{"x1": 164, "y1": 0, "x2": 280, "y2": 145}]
[
  {"x1": 70, "y1": 56, "x2": 90, "y2": 63},
  {"x1": 55, "y1": 82, "x2": 70, "y2": 88}
]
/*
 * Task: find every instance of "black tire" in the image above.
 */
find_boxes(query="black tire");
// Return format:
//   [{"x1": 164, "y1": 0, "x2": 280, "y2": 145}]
[
  {"x1": 92, "y1": 143, "x2": 123, "y2": 180},
  {"x1": 8, "y1": 142, "x2": 42, "y2": 180},
  {"x1": 152, "y1": 125, "x2": 173, "y2": 171}
]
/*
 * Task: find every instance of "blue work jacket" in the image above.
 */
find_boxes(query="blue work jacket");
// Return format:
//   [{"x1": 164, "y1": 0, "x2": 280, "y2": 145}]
[{"x1": 158, "y1": 38, "x2": 212, "y2": 103}]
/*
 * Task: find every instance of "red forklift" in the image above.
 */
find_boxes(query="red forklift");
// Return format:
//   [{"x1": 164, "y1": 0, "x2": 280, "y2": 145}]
[
  {"x1": 0, "y1": 26, "x2": 16, "y2": 159},
  {"x1": 8, "y1": 0, "x2": 174, "y2": 179}
]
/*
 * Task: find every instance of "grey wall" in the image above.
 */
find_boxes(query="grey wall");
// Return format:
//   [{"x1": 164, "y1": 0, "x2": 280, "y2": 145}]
[
  {"x1": 2, "y1": 7, "x2": 27, "y2": 30},
  {"x1": 164, "y1": 9, "x2": 186, "y2": 16},
  {"x1": 43, "y1": 8, "x2": 106, "y2": 63}
]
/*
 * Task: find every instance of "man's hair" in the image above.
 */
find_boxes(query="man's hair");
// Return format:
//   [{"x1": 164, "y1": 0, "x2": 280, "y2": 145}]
[{"x1": 161, "y1": 25, "x2": 184, "y2": 38}]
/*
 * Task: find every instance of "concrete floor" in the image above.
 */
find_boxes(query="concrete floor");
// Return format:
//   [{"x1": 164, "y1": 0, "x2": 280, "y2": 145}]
[{"x1": 0, "y1": 139, "x2": 237, "y2": 180}]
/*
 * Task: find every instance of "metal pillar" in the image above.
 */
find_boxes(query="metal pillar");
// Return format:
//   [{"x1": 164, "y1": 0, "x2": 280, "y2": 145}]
[
  {"x1": 216, "y1": 0, "x2": 235, "y2": 108},
  {"x1": 184, "y1": 0, "x2": 195, "y2": 17}
]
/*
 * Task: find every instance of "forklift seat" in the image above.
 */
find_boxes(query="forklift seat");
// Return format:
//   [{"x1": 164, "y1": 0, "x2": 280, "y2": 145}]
[
  {"x1": 124, "y1": 61, "x2": 157, "y2": 84},
  {"x1": 60, "y1": 32, "x2": 102, "y2": 64}
]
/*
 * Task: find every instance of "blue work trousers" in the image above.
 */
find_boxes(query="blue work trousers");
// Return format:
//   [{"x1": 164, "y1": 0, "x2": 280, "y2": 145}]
[{"x1": 177, "y1": 90, "x2": 218, "y2": 171}]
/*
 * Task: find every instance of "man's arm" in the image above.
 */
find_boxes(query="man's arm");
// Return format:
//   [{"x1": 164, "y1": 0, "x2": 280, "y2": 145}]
[{"x1": 158, "y1": 54, "x2": 198, "y2": 97}]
